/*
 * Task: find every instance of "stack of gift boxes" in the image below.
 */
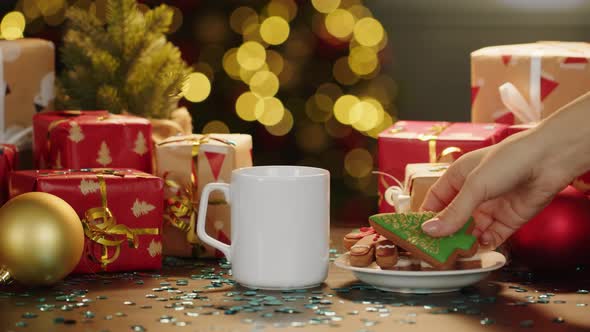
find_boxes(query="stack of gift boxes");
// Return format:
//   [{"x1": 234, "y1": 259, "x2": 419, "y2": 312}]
[
  {"x1": 377, "y1": 41, "x2": 590, "y2": 213},
  {"x1": 0, "y1": 38, "x2": 253, "y2": 273},
  {"x1": 2, "y1": 37, "x2": 590, "y2": 273}
]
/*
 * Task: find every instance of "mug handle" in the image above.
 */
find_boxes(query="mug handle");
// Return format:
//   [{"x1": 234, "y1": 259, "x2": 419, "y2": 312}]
[{"x1": 196, "y1": 182, "x2": 232, "y2": 262}]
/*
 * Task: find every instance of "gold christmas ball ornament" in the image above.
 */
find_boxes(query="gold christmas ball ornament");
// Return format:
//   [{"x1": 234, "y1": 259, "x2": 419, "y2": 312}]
[{"x1": 0, "y1": 192, "x2": 84, "y2": 286}]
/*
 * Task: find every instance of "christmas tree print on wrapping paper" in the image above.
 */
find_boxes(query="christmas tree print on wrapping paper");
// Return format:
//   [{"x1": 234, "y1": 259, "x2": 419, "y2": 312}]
[
  {"x1": 132, "y1": 199, "x2": 155, "y2": 218},
  {"x1": 133, "y1": 131, "x2": 148, "y2": 156},
  {"x1": 148, "y1": 240, "x2": 162, "y2": 257},
  {"x1": 68, "y1": 122, "x2": 84, "y2": 143},
  {"x1": 79, "y1": 179, "x2": 100, "y2": 195},
  {"x1": 369, "y1": 212, "x2": 477, "y2": 269},
  {"x1": 96, "y1": 141, "x2": 112, "y2": 166}
]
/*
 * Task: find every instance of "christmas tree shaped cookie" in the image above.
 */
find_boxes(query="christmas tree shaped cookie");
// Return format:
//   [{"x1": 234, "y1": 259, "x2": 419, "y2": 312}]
[{"x1": 369, "y1": 212, "x2": 477, "y2": 270}]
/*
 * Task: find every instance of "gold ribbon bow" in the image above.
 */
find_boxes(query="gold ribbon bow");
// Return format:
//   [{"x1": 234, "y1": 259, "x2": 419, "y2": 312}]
[
  {"x1": 160, "y1": 135, "x2": 235, "y2": 237},
  {"x1": 417, "y1": 124, "x2": 463, "y2": 163},
  {"x1": 81, "y1": 174, "x2": 159, "y2": 270},
  {"x1": 163, "y1": 177, "x2": 195, "y2": 235}
]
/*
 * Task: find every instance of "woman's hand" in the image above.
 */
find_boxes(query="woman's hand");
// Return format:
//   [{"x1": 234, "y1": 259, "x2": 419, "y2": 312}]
[{"x1": 420, "y1": 93, "x2": 590, "y2": 248}]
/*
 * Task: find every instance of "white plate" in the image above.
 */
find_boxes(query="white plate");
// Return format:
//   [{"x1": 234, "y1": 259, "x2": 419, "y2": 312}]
[{"x1": 334, "y1": 251, "x2": 506, "y2": 294}]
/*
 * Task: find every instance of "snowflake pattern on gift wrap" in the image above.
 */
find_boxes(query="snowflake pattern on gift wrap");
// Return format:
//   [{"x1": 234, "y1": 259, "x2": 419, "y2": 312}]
[
  {"x1": 68, "y1": 122, "x2": 84, "y2": 143},
  {"x1": 133, "y1": 131, "x2": 148, "y2": 156},
  {"x1": 131, "y1": 199, "x2": 156, "y2": 218},
  {"x1": 96, "y1": 141, "x2": 112, "y2": 166},
  {"x1": 147, "y1": 240, "x2": 162, "y2": 257},
  {"x1": 79, "y1": 179, "x2": 100, "y2": 195}
]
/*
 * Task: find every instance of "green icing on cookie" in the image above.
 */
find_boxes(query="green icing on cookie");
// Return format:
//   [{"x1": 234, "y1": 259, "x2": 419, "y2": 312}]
[{"x1": 369, "y1": 212, "x2": 476, "y2": 264}]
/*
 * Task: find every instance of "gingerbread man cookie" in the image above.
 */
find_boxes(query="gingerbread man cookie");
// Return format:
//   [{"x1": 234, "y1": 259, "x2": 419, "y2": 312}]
[
  {"x1": 343, "y1": 227, "x2": 376, "y2": 250},
  {"x1": 374, "y1": 238, "x2": 398, "y2": 269}
]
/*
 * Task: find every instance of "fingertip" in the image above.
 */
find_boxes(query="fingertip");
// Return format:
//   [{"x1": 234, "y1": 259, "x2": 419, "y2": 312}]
[
  {"x1": 480, "y1": 232, "x2": 494, "y2": 248},
  {"x1": 421, "y1": 217, "x2": 458, "y2": 238},
  {"x1": 421, "y1": 218, "x2": 440, "y2": 235}
]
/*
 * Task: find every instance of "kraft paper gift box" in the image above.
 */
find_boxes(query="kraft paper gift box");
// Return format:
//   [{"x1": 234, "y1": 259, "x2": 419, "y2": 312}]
[
  {"x1": 377, "y1": 121, "x2": 509, "y2": 213},
  {"x1": 9, "y1": 169, "x2": 164, "y2": 273},
  {"x1": 155, "y1": 134, "x2": 253, "y2": 257},
  {"x1": 379, "y1": 163, "x2": 449, "y2": 213},
  {"x1": 0, "y1": 39, "x2": 54, "y2": 147},
  {"x1": 405, "y1": 163, "x2": 449, "y2": 212},
  {"x1": 471, "y1": 41, "x2": 590, "y2": 125},
  {"x1": 33, "y1": 111, "x2": 153, "y2": 173}
]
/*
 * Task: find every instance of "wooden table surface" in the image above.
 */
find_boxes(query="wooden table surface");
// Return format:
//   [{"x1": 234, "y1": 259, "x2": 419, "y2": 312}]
[{"x1": 1, "y1": 227, "x2": 589, "y2": 332}]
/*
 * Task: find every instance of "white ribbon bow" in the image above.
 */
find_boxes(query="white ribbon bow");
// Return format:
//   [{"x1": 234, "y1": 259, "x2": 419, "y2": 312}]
[
  {"x1": 374, "y1": 171, "x2": 410, "y2": 213},
  {"x1": 498, "y1": 50, "x2": 543, "y2": 124}
]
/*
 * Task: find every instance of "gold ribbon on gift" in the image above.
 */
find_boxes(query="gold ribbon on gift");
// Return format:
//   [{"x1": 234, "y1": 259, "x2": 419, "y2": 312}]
[
  {"x1": 81, "y1": 173, "x2": 159, "y2": 270},
  {"x1": 160, "y1": 135, "x2": 235, "y2": 245},
  {"x1": 163, "y1": 175, "x2": 195, "y2": 235},
  {"x1": 417, "y1": 124, "x2": 463, "y2": 163},
  {"x1": 157, "y1": 134, "x2": 236, "y2": 156}
]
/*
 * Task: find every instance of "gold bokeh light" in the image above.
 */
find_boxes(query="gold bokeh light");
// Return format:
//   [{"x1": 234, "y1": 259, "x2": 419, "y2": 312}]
[
  {"x1": 344, "y1": 148, "x2": 373, "y2": 178},
  {"x1": 348, "y1": 46, "x2": 378, "y2": 75},
  {"x1": 367, "y1": 111, "x2": 394, "y2": 138},
  {"x1": 242, "y1": 23, "x2": 265, "y2": 44},
  {"x1": 316, "y1": 83, "x2": 343, "y2": 101},
  {"x1": 182, "y1": 73, "x2": 211, "y2": 103},
  {"x1": 239, "y1": 63, "x2": 269, "y2": 84},
  {"x1": 266, "y1": 108, "x2": 294, "y2": 136},
  {"x1": 260, "y1": 16, "x2": 290, "y2": 45},
  {"x1": 255, "y1": 97, "x2": 285, "y2": 126},
  {"x1": 203, "y1": 120, "x2": 230, "y2": 134},
  {"x1": 312, "y1": 0, "x2": 341, "y2": 14},
  {"x1": 266, "y1": 50, "x2": 284, "y2": 75},
  {"x1": 266, "y1": 0, "x2": 298, "y2": 22},
  {"x1": 237, "y1": 41, "x2": 267, "y2": 71},
  {"x1": 37, "y1": 0, "x2": 65, "y2": 17},
  {"x1": 249, "y1": 70, "x2": 279, "y2": 97},
  {"x1": 353, "y1": 17, "x2": 384, "y2": 47},
  {"x1": 230, "y1": 6, "x2": 258, "y2": 35},
  {"x1": 334, "y1": 94, "x2": 360, "y2": 125},
  {"x1": 333, "y1": 56, "x2": 359, "y2": 86},
  {"x1": 305, "y1": 94, "x2": 333, "y2": 123},
  {"x1": 350, "y1": 100, "x2": 379, "y2": 131},
  {"x1": 324, "y1": 9, "x2": 354, "y2": 39},
  {"x1": 1, "y1": 11, "x2": 25, "y2": 40},
  {"x1": 235, "y1": 92, "x2": 260, "y2": 122},
  {"x1": 222, "y1": 48, "x2": 241, "y2": 79}
]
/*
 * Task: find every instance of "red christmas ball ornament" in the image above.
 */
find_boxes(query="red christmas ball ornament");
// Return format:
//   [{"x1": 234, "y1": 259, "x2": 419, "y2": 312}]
[{"x1": 508, "y1": 186, "x2": 590, "y2": 270}]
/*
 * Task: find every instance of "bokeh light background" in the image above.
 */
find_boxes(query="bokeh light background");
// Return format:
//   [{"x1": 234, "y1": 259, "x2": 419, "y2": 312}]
[{"x1": 0, "y1": 0, "x2": 397, "y2": 224}]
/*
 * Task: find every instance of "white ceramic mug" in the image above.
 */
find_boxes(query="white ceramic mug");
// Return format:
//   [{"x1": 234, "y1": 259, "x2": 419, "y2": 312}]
[{"x1": 196, "y1": 166, "x2": 330, "y2": 290}]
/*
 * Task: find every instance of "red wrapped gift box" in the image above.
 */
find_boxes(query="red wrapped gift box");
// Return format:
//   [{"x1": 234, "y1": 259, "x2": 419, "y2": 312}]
[
  {"x1": 33, "y1": 111, "x2": 153, "y2": 173},
  {"x1": 9, "y1": 169, "x2": 164, "y2": 273},
  {"x1": 377, "y1": 121, "x2": 509, "y2": 213},
  {"x1": 0, "y1": 144, "x2": 17, "y2": 205}
]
